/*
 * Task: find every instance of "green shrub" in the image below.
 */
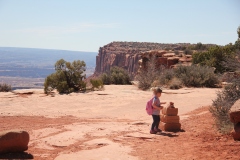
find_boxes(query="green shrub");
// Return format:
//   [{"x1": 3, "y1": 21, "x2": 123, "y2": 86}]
[
  {"x1": 192, "y1": 45, "x2": 235, "y2": 73},
  {"x1": 184, "y1": 49, "x2": 193, "y2": 55},
  {"x1": 90, "y1": 78, "x2": 104, "y2": 90},
  {"x1": 101, "y1": 73, "x2": 111, "y2": 85},
  {"x1": 174, "y1": 65, "x2": 219, "y2": 87},
  {"x1": 101, "y1": 66, "x2": 131, "y2": 85},
  {"x1": 44, "y1": 59, "x2": 86, "y2": 94},
  {"x1": 158, "y1": 65, "x2": 219, "y2": 88},
  {"x1": 0, "y1": 83, "x2": 12, "y2": 92}
]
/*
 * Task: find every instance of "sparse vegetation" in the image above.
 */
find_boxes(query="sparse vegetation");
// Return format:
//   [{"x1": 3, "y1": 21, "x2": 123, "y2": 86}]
[
  {"x1": 169, "y1": 78, "x2": 183, "y2": 89},
  {"x1": 0, "y1": 83, "x2": 12, "y2": 92},
  {"x1": 101, "y1": 66, "x2": 131, "y2": 85},
  {"x1": 143, "y1": 65, "x2": 219, "y2": 89},
  {"x1": 159, "y1": 69, "x2": 175, "y2": 86},
  {"x1": 210, "y1": 79, "x2": 240, "y2": 133},
  {"x1": 174, "y1": 65, "x2": 219, "y2": 88},
  {"x1": 44, "y1": 59, "x2": 86, "y2": 94},
  {"x1": 192, "y1": 45, "x2": 235, "y2": 73},
  {"x1": 210, "y1": 26, "x2": 240, "y2": 133},
  {"x1": 90, "y1": 78, "x2": 104, "y2": 90},
  {"x1": 184, "y1": 49, "x2": 193, "y2": 55},
  {"x1": 136, "y1": 56, "x2": 162, "y2": 90}
]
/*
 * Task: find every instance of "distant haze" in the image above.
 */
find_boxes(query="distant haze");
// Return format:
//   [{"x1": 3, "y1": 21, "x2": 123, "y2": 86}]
[
  {"x1": 0, "y1": 47, "x2": 97, "y2": 78},
  {"x1": 0, "y1": 47, "x2": 97, "y2": 88}
]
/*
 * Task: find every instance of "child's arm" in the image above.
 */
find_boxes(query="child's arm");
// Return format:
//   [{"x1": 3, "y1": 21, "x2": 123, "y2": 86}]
[
  {"x1": 152, "y1": 104, "x2": 163, "y2": 110},
  {"x1": 161, "y1": 102, "x2": 166, "y2": 104}
]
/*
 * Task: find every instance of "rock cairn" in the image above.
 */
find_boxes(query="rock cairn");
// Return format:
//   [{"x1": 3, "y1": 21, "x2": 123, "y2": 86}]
[
  {"x1": 230, "y1": 100, "x2": 240, "y2": 141},
  {"x1": 160, "y1": 102, "x2": 181, "y2": 131}
]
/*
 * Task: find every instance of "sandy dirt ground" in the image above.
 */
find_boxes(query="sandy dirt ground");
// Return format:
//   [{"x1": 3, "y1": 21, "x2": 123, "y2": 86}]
[{"x1": 0, "y1": 85, "x2": 239, "y2": 160}]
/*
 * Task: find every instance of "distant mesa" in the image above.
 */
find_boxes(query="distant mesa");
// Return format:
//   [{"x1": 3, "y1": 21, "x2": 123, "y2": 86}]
[{"x1": 94, "y1": 41, "x2": 215, "y2": 77}]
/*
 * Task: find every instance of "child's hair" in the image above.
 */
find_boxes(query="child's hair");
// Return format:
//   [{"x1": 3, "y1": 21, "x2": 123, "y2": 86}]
[{"x1": 153, "y1": 87, "x2": 162, "y2": 95}]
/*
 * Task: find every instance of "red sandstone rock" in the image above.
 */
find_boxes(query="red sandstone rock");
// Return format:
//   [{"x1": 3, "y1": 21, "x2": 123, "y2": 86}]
[
  {"x1": 0, "y1": 130, "x2": 29, "y2": 154},
  {"x1": 167, "y1": 58, "x2": 179, "y2": 68},
  {"x1": 159, "y1": 122, "x2": 181, "y2": 131},
  {"x1": 230, "y1": 111, "x2": 240, "y2": 124},
  {"x1": 160, "y1": 114, "x2": 180, "y2": 123},
  {"x1": 230, "y1": 99, "x2": 240, "y2": 123},
  {"x1": 162, "y1": 107, "x2": 178, "y2": 116},
  {"x1": 162, "y1": 115, "x2": 179, "y2": 123},
  {"x1": 231, "y1": 123, "x2": 240, "y2": 141},
  {"x1": 94, "y1": 42, "x2": 195, "y2": 76}
]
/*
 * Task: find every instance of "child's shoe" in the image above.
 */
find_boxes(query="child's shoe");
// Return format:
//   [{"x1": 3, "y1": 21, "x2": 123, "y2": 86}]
[
  {"x1": 154, "y1": 128, "x2": 162, "y2": 132},
  {"x1": 150, "y1": 130, "x2": 157, "y2": 134}
]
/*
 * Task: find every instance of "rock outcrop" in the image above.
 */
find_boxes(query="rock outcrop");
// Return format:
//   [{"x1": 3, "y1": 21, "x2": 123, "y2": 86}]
[
  {"x1": 94, "y1": 42, "x2": 193, "y2": 77},
  {"x1": 230, "y1": 100, "x2": 240, "y2": 141},
  {"x1": 0, "y1": 130, "x2": 29, "y2": 153},
  {"x1": 229, "y1": 100, "x2": 240, "y2": 141},
  {"x1": 140, "y1": 50, "x2": 192, "y2": 70}
]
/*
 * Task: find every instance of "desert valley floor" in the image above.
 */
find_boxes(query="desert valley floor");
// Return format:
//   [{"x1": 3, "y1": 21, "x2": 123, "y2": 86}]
[{"x1": 0, "y1": 85, "x2": 239, "y2": 160}]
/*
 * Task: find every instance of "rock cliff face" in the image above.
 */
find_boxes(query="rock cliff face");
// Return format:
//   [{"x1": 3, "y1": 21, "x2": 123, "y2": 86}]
[
  {"x1": 94, "y1": 42, "x2": 193, "y2": 76},
  {"x1": 95, "y1": 47, "x2": 142, "y2": 76},
  {"x1": 94, "y1": 42, "x2": 217, "y2": 77}
]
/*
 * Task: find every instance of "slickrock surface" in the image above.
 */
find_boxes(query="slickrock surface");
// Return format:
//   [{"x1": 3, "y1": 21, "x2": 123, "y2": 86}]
[{"x1": 1, "y1": 86, "x2": 239, "y2": 159}]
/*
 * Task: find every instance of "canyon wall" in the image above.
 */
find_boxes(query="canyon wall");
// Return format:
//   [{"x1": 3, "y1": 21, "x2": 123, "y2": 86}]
[{"x1": 94, "y1": 42, "x2": 213, "y2": 76}]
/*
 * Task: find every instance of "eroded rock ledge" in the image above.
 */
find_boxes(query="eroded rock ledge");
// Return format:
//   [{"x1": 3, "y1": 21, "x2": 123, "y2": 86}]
[{"x1": 94, "y1": 41, "x2": 211, "y2": 77}]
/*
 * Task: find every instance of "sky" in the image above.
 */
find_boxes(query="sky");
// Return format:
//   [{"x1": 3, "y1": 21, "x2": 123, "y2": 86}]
[{"x1": 0, "y1": 0, "x2": 239, "y2": 52}]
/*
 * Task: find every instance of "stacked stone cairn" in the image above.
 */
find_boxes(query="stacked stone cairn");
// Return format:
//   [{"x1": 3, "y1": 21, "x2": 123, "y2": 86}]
[
  {"x1": 230, "y1": 99, "x2": 240, "y2": 141},
  {"x1": 160, "y1": 102, "x2": 181, "y2": 131}
]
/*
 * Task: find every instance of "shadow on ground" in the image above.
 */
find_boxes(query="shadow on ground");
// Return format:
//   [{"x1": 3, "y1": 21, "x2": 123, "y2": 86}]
[
  {"x1": 158, "y1": 132, "x2": 179, "y2": 137},
  {"x1": 0, "y1": 152, "x2": 33, "y2": 159}
]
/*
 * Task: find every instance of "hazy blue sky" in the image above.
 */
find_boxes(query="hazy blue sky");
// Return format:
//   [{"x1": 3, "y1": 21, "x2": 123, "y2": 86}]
[{"x1": 0, "y1": 0, "x2": 239, "y2": 51}]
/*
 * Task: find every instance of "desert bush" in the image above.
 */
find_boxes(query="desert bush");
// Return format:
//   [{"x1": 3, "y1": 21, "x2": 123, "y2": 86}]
[
  {"x1": 0, "y1": 83, "x2": 12, "y2": 92},
  {"x1": 169, "y1": 78, "x2": 183, "y2": 89},
  {"x1": 184, "y1": 49, "x2": 193, "y2": 55},
  {"x1": 159, "y1": 69, "x2": 175, "y2": 85},
  {"x1": 101, "y1": 73, "x2": 111, "y2": 85},
  {"x1": 174, "y1": 65, "x2": 219, "y2": 87},
  {"x1": 101, "y1": 66, "x2": 131, "y2": 85},
  {"x1": 136, "y1": 56, "x2": 163, "y2": 90},
  {"x1": 192, "y1": 44, "x2": 236, "y2": 73},
  {"x1": 44, "y1": 59, "x2": 86, "y2": 94},
  {"x1": 158, "y1": 65, "x2": 219, "y2": 88},
  {"x1": 90, "y1": 78, "x2": 104, "y2": 90},
  {"x1": 210, "y1": 79, "x2": 240, "y2": 133}
]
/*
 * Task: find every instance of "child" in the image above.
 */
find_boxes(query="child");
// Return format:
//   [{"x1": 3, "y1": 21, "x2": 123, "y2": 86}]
[{"x1": 150, "y1": 87, "x2": 166, "y2": 134}]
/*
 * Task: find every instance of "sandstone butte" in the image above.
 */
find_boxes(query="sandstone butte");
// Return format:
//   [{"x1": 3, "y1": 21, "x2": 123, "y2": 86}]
[{"x1": 94, "y1": 41, "x2": 215, "y2": 77}]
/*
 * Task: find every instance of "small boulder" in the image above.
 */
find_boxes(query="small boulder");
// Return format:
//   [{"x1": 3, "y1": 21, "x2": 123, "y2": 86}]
[
  {"x1": 231, "y1": 123, "x2": 240, "y2": 141},
  {"x1": 0, "y1": 130, "x2": 29, "y2": 154},
  {"x1": 230, "y1": 99, "x2": 240, "y2": 123}
]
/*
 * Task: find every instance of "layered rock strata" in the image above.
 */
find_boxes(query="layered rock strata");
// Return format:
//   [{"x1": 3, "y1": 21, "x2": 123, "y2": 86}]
[{"x1": 94, "y1": 42, "x2": 193, "y2": 77}]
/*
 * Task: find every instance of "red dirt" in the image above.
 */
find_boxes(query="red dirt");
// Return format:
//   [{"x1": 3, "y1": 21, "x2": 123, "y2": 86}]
[
  {"x1": 130, "y1": 107, "x2": 240, "y2": 160},
  {"x1": 0, "y1": 107, "x2": 239, "y2": 160}
]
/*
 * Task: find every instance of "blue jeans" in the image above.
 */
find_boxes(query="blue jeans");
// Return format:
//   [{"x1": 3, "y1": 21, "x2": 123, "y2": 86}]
[{"x1": 151, "y1": 115, "x2": 160, "y2": 130}]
